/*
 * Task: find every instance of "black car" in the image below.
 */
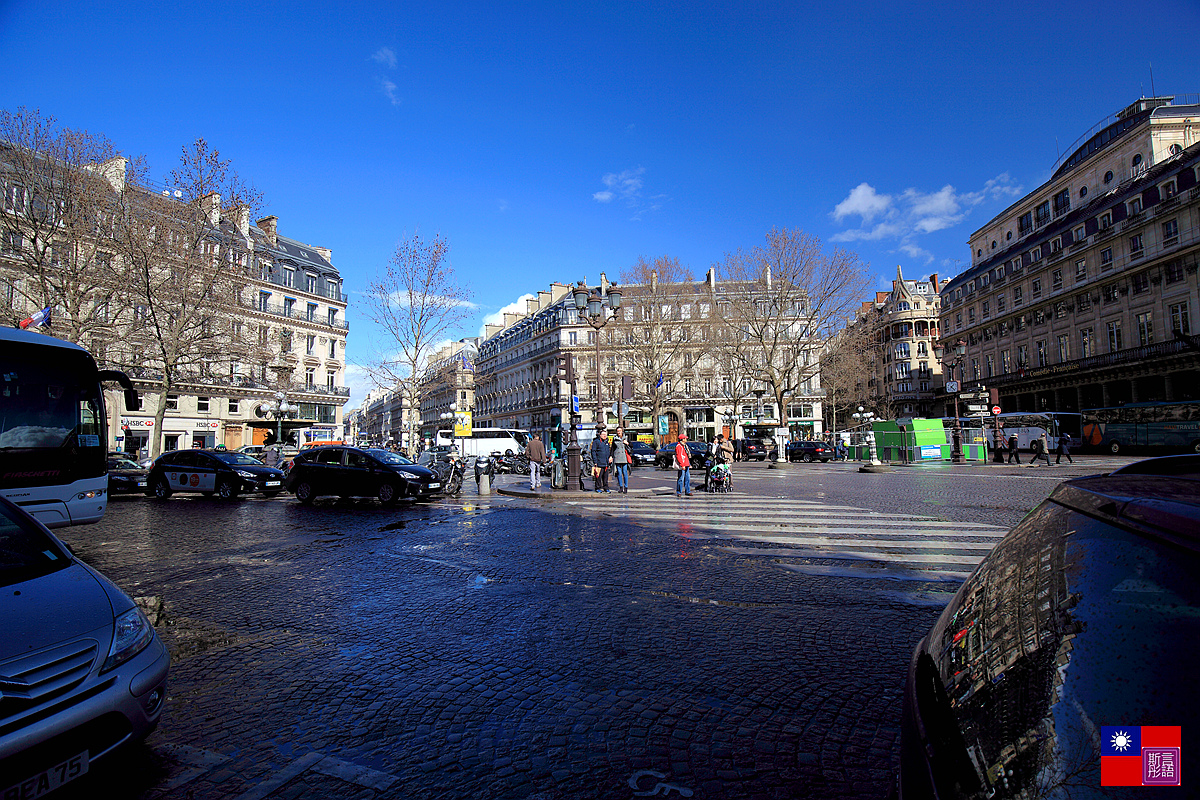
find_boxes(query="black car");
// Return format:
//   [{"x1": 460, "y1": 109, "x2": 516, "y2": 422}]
[
  {"x1": 145, "y1": 449, "x2": 286, "y2": 499},
  {"x1": 287, "y1": 446, "x2": 441, "y2": 504},
  {"x1": 898, "y1": 455, "x2": 1200, "y2": 798},
  {"x1": 786, "y1": 440, "x2": 833, "y2": 462},
  {"x1": 628, "y1": 441, "x2": 657, "y2": 466},
  {"x1": 655, "y1": 441, "x2": 713, "y2": 469},
  {"x1": 741, "y1": 438, "x2": 769, "y2": 461},
  {"x1": 107, "y1": 455, "x2": 149, "y2": 494}
]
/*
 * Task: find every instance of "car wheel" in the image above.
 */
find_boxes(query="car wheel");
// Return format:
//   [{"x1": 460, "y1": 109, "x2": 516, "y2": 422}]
[
  {"x1": 1192, "y1": 440, "x2": 1200, "y2": 454},
  {"x1": 1109, "y1": 440, "x2": 1121, "y2": 455},
  {"x1": 378, "y1": 482, "x2": 399, "y2": 504},
  {"x1": 152, "y1": 478, "x2": 172, "y2": 499},
  {"x1": 294, "y1": 481, "x2": 315, "y2": 504},
  {"x1": 803, "y1": 453, "x2": 813, "y2": 462},
  {"x1": 216, "y1": 479, "x2": 238, "y2": 500}
]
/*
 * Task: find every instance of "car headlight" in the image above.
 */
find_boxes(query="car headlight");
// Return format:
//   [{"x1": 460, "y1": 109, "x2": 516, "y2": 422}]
[
  {"x1": 102, "y1": 607, "x2": 154, "y2": 673},
  {"x1": 236, "y1": 470, "x2": 256, "y2": 479}
]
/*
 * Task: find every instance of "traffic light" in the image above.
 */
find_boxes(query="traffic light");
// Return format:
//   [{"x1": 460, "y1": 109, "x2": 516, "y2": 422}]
[{"x1": 557, "y1": 354, "x2": 575, "y2": 385}]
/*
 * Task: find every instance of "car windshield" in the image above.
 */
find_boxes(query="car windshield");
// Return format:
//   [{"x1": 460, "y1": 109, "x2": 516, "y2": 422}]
[
  {"x1": 108, "y1": 458, "x2": 141, "y2": 470},
  {"x1": 0, "y1": 500, "x2": 71, "y2": 588},
  {"x1": 213, "y1": 452, "x2": 265, "y2": 466},
  {"x1": 366, "y1": 449, "x2": 415, "y2": 465}
]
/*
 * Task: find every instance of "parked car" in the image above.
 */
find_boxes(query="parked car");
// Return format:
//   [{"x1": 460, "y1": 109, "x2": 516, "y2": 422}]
[
  {"x1": 237, "y1": 444, "x2": 267, "y2": 460},
  {"x1": 287, "y1": 445, "x2": 441, "y2": 504},
  {"x1": 145, "y1": 449, "x2": 286, "y2": 499},
  {"x1": 107, "y1": 455, "x2": 150, "y2": 494},
  {"x1": 0, "y1": 496, "x2": 170, "y2": 795},
  {"x1": 741, "y1": 438, "x2": 769, "y2": 461},
  {"x1": 628, "y1": 441, "x2": 657, "y2": 467},
  {"x1": 786, "y1": 440, "x2": 833, "y2": 462},
  {"x1": 655, "y1": 441, "x2": 713, "y2": 470},
  {"x1": 898, "y1": 454, "x2": 1200, "y2": 798}
]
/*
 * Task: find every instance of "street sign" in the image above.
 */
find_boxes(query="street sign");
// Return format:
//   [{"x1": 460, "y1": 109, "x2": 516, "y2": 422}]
[
  {"x1": 965, "y1": 404, "x2": 990, "y2": 413},
  {"x1": 896, "y1": 417, "x2": 913, "y2": 426},
  {"x1": 992, "y1": 405, "x2": 1002, "y2": 415},
  {"x1": 959, "y1": 390, "x2": 989, "y2": 400},
  {"x1": 611, "y1": 401, "x2": 629, "y2": 418}
]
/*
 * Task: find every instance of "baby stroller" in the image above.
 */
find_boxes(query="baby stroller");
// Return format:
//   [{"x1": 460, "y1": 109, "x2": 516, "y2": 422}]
[{"x1": 708, "y1": 461, "x2": 732, "y2": 493}]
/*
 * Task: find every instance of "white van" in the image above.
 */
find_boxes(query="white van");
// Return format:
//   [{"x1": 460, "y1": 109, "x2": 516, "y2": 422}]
[{"x1": 435, "y1": 428, "x2": 529, "y2": 459}]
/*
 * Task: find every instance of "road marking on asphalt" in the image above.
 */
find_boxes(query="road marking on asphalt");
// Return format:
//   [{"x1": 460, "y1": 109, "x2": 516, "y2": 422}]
[{"x1": 234, "y1": 752, "x2": 400, "y2": 800}]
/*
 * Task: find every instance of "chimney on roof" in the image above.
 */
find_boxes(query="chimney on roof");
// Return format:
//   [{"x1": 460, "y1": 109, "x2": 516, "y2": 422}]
[
  {"x1": 256, "y1": 215, "x2": 278, "y2": 245},
  {"x1": 94, "y1": 156, "x2": 127, "y2": 193},
  {"x1": 234, "y1": 205, "x2": 250, "y2": 239},
  {"x1": 201, "y1": 192, "x2": 221, "y2": 226},
  {"x1": 651, "y1": 271, "x2": 658, "y2": 293},
  {"x1": 600, "y1": 272, "x2": 609, "y2": 294},
  {"x1": 311, "y1": 245, "x2": 332, "y2": 263},
  {"x1": 706, "y1": 268, "x2": 716, "y2": 290}
]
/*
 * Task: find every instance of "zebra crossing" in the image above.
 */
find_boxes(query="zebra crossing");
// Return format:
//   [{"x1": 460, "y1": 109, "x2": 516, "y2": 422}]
[{"x1": 565, "y1": 492, "x2": 1010, "y2": 605}]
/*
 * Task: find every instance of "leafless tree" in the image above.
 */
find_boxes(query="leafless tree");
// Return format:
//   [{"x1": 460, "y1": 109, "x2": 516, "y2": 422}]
[
  {"x1": 716, "y1": 227, "x2": 870, "y2": 453},
  {"x1": 819, "y1": 320, "x2": 875, "y2": 431},
  {"x1": 0, "y1": 107, "x2": 131, "y2": 345},
  {"x1": 614, "y1": 255, "x2": 697, "y2": 444},
  {"x1": 110, "y1": 138, "x2": 263, "y2": 456},
  {"x1": 363, "y1": 232, "x2": 473, "y2": 419}
]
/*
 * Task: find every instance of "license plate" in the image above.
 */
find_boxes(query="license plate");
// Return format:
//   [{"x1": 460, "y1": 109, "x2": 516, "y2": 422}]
[
  {"x1": 137, "y1": 480, "x2": 147, "y2": 487},
  {"x1": 5, "y1": 751, "x2": 89, "y2": 799},
  {"x1": 428, "y1": 482, "x2": 441, "y2": 489},
  {"x1": 266, "y1": 481, "x2": 281, "y2": 487}
]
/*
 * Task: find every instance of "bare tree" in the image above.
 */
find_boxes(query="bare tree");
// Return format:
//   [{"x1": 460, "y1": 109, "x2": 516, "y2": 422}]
[
  {"x1": 110, "y1": 138, "x2": 263, "y2": 457},
  {"x1": 363, "y1": 233, "x2": 473, "y2": 422},
  {"x1": 0, "y1": 107, "x2": 131, "y2": 344},
  {"x1": 717, "y1": 228, "x2": 870, "y2": 454},
  {"x1": 615, "y1": 255, "x2": 696, "y2": 445},
  {"x1": 819, "y1": 320, "x2": 874, "y2": 432}
]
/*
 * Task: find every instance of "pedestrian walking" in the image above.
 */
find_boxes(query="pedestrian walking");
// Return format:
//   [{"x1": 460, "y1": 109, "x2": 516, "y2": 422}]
[
  {"x1": 674, "y1": 434, "x2": 692, "y2": 496},
  {"x1": 590, "y1": 428, "x2": 611, "y2": 493},
  {"x1": 1029, "y1": 432, "x2": 1053, "y2": 466},
  {"x1": 610, "y1": 427, "x2": 632, "y2": 494},
  {"x1": 262, "y1": 443, "x2": 281, "y2": 468},
  {"x1": 1055, "y1": 432, "x2": 1074, "y2": 464},
  {"x1": 733, "y1": 437, "x2": 743, "y2": 462},
  {"x1": 526, "y1": 435, "x2": 548, "y2": 491},
  {"x1": 1007, "y1": 433, "x2": 1020, "y2": 464}
]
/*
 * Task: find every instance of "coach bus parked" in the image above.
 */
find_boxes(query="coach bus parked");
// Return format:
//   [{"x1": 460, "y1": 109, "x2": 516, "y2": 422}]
[
  {"x1": 435, "y1": 427, "x2": 529, "y2": 459},
  {"x1": 0, "y1": 328, "x2": 137, "y2": 527},
  {"x1": 1081, "y1": 401, "x2": 1200, "y2": 454},
  {"x1": 992, "y1": 412, "x2": 1083, "y2": 451}
]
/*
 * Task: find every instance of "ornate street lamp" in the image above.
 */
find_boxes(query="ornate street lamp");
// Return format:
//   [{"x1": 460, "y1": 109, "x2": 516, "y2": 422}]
[
  {"x1": 852, "y1": 406, "x2": 882, "y2": 466},
  {"x1": 572, "y1": 280, "x2": 622, "y2": 469},
  {"x1": 264, "y1": 391, "x2": 298, "y2": 448},
  {"x1": 934, "y1": 339, "x2": 968, "y2": 464}
]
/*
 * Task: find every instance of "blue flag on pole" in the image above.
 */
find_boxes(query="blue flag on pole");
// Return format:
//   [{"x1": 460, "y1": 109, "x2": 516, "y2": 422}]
[{"x1": 655, "y1": 371, "x2": 663, "y2": 389}]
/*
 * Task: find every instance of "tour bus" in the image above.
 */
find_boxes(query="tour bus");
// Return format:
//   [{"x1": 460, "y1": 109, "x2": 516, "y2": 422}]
[
  {"x1": 0, "y1": 328, "x2": 137, "y2": 527},
  {"x1": 435, "y1": 427, "x2": 529, "y2": 459},
  {"x1": 990, "y1": 412, "x2": 1083, "y2": 451},
  {"x1": 1081, "y1": 401, "x2": 1200, "y2": 454}
]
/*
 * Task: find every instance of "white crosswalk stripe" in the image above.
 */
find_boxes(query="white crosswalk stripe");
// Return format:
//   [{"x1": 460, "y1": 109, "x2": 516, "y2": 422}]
[{"x1": 565, "y1": 493, "x2": 1008, "y2": 603}]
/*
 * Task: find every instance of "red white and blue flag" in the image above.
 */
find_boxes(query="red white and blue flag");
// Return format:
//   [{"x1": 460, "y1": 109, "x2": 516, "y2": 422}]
[
  {"x1": 1101, "y1": 726, "x2": 1181, "y2": 787},
  {"x1": 18, "y1": 306, "x2": 52, "y2": 330}
]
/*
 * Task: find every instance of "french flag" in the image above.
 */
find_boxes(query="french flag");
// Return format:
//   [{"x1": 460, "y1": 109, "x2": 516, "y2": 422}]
[
  {"x1": 19, "y1": 306, "x2": 52, "y2": 330},
  {"x1": 1100, "y1": 726, "x2": 1181, "y2": 786}
]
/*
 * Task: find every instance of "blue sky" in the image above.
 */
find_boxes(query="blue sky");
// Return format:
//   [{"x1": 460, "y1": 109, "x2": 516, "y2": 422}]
[{"x1": 3, "y1": 0, "x2": 1197, "y2": 408}]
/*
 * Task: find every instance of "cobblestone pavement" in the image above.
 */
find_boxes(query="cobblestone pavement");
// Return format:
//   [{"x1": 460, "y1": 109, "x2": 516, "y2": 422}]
[{"x1": 46, "y1": 455, "x2": 1143, "y2": 800}]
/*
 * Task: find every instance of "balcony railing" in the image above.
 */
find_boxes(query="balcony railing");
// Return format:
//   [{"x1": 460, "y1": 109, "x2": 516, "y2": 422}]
[
  {"x1": 963, "y1": 335, "x2": 1200, "y2": 389},
  {"x1": 255, "y1": 301, "x2": 350, "y2": 330}
]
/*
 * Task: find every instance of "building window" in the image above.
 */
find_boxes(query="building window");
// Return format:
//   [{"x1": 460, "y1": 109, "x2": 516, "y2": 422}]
[
  {"x1": 327, "y1": 370, "x2": 336, "y2": 388},
  {"x1": 1053, "y1": 189, "x2": 1070, "y2": 217},
  {"x1": 1057, "y1": 334, "x2": 1070, "y2": 362},
  {"x1": 1035, "y1": 200, "x2": 1051, "y2": 228},
  {"x1": 1017, "y1": 345, "x2": 1029, "y2": 367},
  {"x1": 197, "y1": 396, "x2": 210, "y2": 413},
  {"x1": 997, "y1": 294, "x2": 1006, "y2": 312},
  {"x1": 568, "y1": 331, "x2": 577, "y2": 345},
  {"x1": 985, "y1": 354, "x2": 994, "y2": 377},
  {"x1": 1034, "y1": 308, "x2": 1046, "y2": 326},
  {"x1": 982, "y1": 300, "x2": 990, "y2": 318},
  {"x1": 305, "y1": 274, "x2": 317, "y2": 294},
  {"x1": 1019, "y1": 211, "x2": 1033, "y2": 236},
  {"x1": 1036, "y1": 340, "x2": 1048, "y2": 367},
  {"x1": 229, "y1": 399, "x2": 240, "y2": 414},
  {"x1": 1051, "y1": 270, "x2": 1062, "y2": 291},
  {"x1": 1016, "y1": 315, "x2": 1027, "y2": 332},
  {"x1": 1075, "y1": 259, "x2": 1087, "y2": 282},
  {"x1": 1078, "y1": 293, "x2": 1091, "y2": 312},
  {"x1": 282, "y1": 268, "x2": 295, "y2": 288},
  {"x1": 1080, "y1": 327, "x2": 1094, "y2": 357},
  {"x1": 1170, "y1": 301, "x2": 1191, "y2": 335},
  {"x1": 327, "y1": 280, "x2": 339, "y2": 300},
  {"x1": 1100, "y1": 248, "x2": 1113, "y2": 269},
  {"x1": 329, "y1": 339, "x2": 337, "y2": 359},
  {"x1": 1100, "y1": 211, "x2": 1112, "y2": 229},
  {"x1": 1051, "y1": 237, "x2": 1063, "y2": 253},
  {"x1": 1128, "y1": 233, "x2": 1144, "y2": 258},
  {"x1": 1136, "y1": 312, "x2": 1154, "y2": 346},
  {"x1": 1162, "y1": 180, "x2": 1177, "y2": 198},
  {"x1": 955, "y1": 312, "x2": 962, "y2": 329},
  {"x1": 1013, "y1": 287, "x2": 1023, "y2": 305},
  {"x1": 166, "y1": 394, "x2": 178, "y2": 410},
  {"x1": 1128, "y1": 197, "x2": 1142, "y2": 215},
  {"x1": 1162, "y1": 218, "x2": 1179, "y2": 245},
  {"x1": 1107, "y1": 321, "x2": 1123, "y2": 352},
  {"x1": 1054, "y1": 302, "x2": 1067, "y2": 320},
  {"x1": 1166, "y1": 260, "x2": 1185, "y2": 284},
  {"x1": 1073, "y1": 225, "x2": 1086, "y2": 243},
  {"x1": 258, "y1": 291, "x2": 271, "y2": 311},
  {"x1": 1103, "y1": 284, "x2": 1119, "y2": 304},
  {"x1": 967, "y1": 307, "x2": 976, "y2": 324},
  {"x1": 1132, "y1": 272, "x2": 1150, "y2": 295},
  {"x1": 1032, "y1": 278, "x2": 1042, "y2": 298},
  {"x1": 283, "y1": 297, "x2": 295, "y2": 316},
  {"x1": 1030, "y1": 247, "x2": 1042, "y2": 262},
  {"x1": 305, "y1": 367, "x2": 315, "y2": 386}
]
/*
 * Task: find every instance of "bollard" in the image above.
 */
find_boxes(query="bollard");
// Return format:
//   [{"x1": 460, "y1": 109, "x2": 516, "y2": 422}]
[{"x1": 478, "y1": 473, "x2": 491, "y2": 495}]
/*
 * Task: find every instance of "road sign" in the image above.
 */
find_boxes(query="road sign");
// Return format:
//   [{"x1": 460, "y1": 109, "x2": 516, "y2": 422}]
[
  {"x1": 958, "y1": 390, "x2": 989, "y2": 400},
  {"x1": 965, "y1": 404, "x2": 990, "y2": 413},
  {"x1": 611, "y1": 401, "x2": 629, "y2": 418},
  {"x1": 992, "y1": 405, "x2": 1002, "y2": 415}
]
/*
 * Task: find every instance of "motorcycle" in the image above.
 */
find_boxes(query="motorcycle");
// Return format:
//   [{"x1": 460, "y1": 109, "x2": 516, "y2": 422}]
[{"x1": 428, "y1": 454, "x2": 466, "y2": 496}]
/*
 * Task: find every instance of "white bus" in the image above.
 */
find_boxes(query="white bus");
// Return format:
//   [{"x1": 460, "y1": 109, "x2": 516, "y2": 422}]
[
  {"x1": 435, "y1": 427, "x2": 529, "y2": 459},
  {"x1": 0, "y1": 328, "x2": 136, "y2": 527},
  {"x1": 992, "y1": 412, "x2": 1083, "y2": 451}
]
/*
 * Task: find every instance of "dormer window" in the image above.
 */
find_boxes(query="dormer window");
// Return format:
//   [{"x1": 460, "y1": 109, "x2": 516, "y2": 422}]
[{"x1": 1129, "y1": 197, "x2": 1142, "y2": 215}]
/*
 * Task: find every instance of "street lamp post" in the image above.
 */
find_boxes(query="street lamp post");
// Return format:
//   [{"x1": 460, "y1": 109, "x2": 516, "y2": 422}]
[
  {"x1": 572, "y1": 279, "x2": 622, "y2": 456},
  {"x1": 264, "y1": 391, "x2": 298, "y2": 448},
  {"x1": 935, "y1": 339, "x2": 968, "y2": 464},
  {"x1": 853, "y1": 406, "x2": 881, "y2": 465}
]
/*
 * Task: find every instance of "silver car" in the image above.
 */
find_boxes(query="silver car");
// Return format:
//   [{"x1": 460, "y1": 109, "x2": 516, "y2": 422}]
[{"x1": 0, "y1": 496, "x2": 169, "y2": 796}]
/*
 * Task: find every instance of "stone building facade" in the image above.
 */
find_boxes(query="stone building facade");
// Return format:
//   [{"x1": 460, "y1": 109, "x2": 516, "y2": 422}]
[{"x1": 939, "y1": 95, "x2": 1200, "y2": 414}]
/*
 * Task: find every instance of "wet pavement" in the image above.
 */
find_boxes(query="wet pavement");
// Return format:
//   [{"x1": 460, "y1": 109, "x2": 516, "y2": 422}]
[{"x1": 48, "y1": 455, "x2": 1140, "y2": 799}]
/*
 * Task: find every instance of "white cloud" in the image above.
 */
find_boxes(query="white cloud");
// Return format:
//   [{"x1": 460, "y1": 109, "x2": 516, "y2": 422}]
[
  {"x1": 593, "y1": 190, "x2": 614, "y2": 203},
  {"x1": 372, "y1": 47, "x2": 397, "y2": 68},
  {"x1": 830, "y1": 174, "x2": 1024, "y2": 265},
  {"x1": 497, "y1": 199, "x2": 509, "y2": 212},
  {"x1": 593, "y1": 167, "x2": 662, "y2": 220},
  {"x1": 342, "y1": 363, "x2": 381, "y2": 411},
  {"x1": 478, "y1": 294, "x2": 536, "y2": 337},
  {"x1": 832, "y1": 182, "x2": 892, "y2": 223},
  {"x1": 379, "y1": 78, "x2": 401, "y2": 106}
]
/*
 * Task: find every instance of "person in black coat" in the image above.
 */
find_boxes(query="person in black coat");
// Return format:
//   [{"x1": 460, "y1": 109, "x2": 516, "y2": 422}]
[{"x1": 589, "y1": 429, "x2": 611, "y2": 493}]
